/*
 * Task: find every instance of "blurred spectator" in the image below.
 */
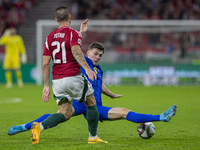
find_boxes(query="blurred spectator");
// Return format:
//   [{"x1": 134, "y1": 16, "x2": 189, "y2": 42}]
[
  {"x1": 179, "y1": 32, "x2": 191, "y2": 58},
  {"x1": 194, "y1": 32, "x2": 200, "y2": 46},
  {"x1": 0, "y1": 0, "x2": 2, "y2": 7},
  {"x1": 0, "y1": 0, "x2": 35, "y2": 35},
  {"x1": 5, "y1": 6, "x2": 23, "y2": 29},
  {"x1": 3, "y1": 0, "x2": 13, "y2": 11},
  {"x1": 70, "y1": 0, "x2": 200, "y2": 20},
  {"x1": 0, "y1": 7, "x2": 5, "y2": 35},
  {"x1": 68, "y1": 0, "x2": 200, "y2": 57}
]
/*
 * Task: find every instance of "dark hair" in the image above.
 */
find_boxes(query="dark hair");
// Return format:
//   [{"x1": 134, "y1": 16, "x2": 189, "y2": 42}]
[
  {"x1": 88, "y1": 42, "x2": 105, "y2": 53},
  {"x1": 55, "y1": 5, "x2": 69, "y2": 22}
]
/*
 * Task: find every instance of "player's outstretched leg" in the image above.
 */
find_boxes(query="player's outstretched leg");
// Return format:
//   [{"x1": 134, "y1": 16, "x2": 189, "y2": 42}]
[
  {"x1": 7, "y1": 124, "x2": 28, "y2": 135},
  {"x1": 7, "y1": 114, "x2": 51, "y2": 135},
  {"x1": 31, "y1": 122, "x2": 42, "y2": 144},
  {"x1": 30, "y1": 113, "x2": 66, "y2": 144},
  {"x1": 160, "y1": 104, "x2": 177, "y2": 122}
]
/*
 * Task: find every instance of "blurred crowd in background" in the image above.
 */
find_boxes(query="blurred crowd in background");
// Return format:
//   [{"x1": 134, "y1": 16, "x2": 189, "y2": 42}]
[
  {"x1": 69, "y1": 0, "x2": 200, "y2": 20},
  {"x1": 68, "y1": 0, "x2": 200, "y2": 59},
  {"x1": 1, "y1": 0, "x2": 200, "y2": 35},
  {"x1": 0, "y1": 0, "x2": 200, "y2": 61},
  {"x1": 0, "y1": 0, "x2": 36, "y2": 35}
]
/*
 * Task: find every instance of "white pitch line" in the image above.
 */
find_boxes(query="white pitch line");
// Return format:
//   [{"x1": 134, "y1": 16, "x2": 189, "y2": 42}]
[{"x1": 0, "y1": 98, "x2": 22, "y2": 104}]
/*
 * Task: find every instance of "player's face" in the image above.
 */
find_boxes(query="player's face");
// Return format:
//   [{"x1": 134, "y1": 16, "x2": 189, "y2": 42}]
[
  {"x1": 87, "y1": 48, "x2": 104, "y2": 65},
  {"x1": 10, "y1": 28, "x2": 17, "y2": 35}
]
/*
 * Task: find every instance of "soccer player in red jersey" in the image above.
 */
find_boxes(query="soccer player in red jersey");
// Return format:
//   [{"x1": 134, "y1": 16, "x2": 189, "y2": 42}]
[{"x1": 30, "y1": 5, "x2": 107, "y2": 144}]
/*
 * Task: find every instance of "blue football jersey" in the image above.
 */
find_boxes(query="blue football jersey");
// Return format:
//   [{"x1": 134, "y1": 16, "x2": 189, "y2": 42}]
[{"x1": 81, "y1": 56, "x2": 103, "y2": 106}]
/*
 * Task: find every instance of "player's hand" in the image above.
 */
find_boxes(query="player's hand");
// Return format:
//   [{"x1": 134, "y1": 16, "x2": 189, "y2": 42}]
[
  {"x1": 42, "y1": 86, "x2": 50, "y2": 102},
  {"x1": 86, "y1": 69, "x2": 97, "y2": 81},
  {"x1": 21, "y1": 54, "x2": 27, "y2": 64},
  {"x1": 3, "y1": 29, "x2": 11, "y2": 36},
  {"x1": 111, "y1": 94, "x2": 123, "y2": 99},
  {"x1": 80, "y1": 19, "x2": 89, "y2": 36}
]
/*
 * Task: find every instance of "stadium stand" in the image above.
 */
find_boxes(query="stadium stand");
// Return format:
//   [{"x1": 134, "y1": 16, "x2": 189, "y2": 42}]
[
  {"x1": 0, "y1": 0, "x2": 71, "y2": 62},
  {"x1": 0, "y1": 0, "x2": 36, "y2": 35},
  {"x1": 69, "y1": 0, "x2": 200, "y2": 62},
  {"x1": 1, "y1": 0, "x2": 200, "y2": 63},
  {"x1": 71, "y1": 0, "x2": 200, "y2": 20}
]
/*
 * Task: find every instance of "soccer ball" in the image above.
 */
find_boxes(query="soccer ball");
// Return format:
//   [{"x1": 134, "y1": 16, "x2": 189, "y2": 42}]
[{"x1": 137, "y1": 122, "x2": 155, "y2": 139}]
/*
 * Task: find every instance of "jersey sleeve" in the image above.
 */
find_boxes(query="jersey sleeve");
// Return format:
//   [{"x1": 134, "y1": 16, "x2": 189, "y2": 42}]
[
  {"x1": 43, "y1": 35, "x2": 52, "y2": 56},
  {"x1": 0, "y1": 36, "x2": 9, "y2": 45},
  {"x1": 18, "y1": 36, "x2": 26, "y2": 54},
  {"x1": 81, "y1": 67, "x2": 94, "y2": 85},
  {"x1": 70, "y1": 29, "x2": 82, "y2": 48}
]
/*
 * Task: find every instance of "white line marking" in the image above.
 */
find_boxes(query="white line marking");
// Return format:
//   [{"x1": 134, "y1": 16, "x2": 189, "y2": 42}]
[{"x1": 0, "y1": 97, "x2": 22, "y2": 104}]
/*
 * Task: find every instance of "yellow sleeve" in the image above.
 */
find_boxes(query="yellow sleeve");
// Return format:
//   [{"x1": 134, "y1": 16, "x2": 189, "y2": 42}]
[
  {"x1": 18, "y1": 36, "x2": 26, "y2": 54},
  {"x1": 0, "y1": 36, "x2": 9, "y2": 45}
]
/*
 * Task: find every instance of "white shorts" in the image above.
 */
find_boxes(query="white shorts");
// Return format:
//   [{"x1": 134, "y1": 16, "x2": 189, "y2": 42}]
[{"x1": 52, "y1": 74, "x2": 94, "y2": 104}]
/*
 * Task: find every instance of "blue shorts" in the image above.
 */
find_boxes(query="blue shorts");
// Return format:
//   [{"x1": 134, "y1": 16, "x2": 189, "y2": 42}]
[{"x1": 72, "y1": 100, "x2": 112, "y2": 122}]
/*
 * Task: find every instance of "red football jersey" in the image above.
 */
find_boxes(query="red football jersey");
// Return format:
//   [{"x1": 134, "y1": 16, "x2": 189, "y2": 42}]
[{"x1": 43, "y1": 26, "x2": 82, "y2": 79}]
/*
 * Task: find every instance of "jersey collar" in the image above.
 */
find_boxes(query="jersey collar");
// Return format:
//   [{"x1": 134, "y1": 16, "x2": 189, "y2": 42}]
[{"x1": 85, "y1": 56, "x2": 99, "y2": 67}]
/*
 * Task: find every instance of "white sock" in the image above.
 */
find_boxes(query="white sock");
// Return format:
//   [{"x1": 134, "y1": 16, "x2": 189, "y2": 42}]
[
  {"x1": 40, "y1": 123, "x2": 44, "y2": 132},
  {"x1": 89, "y1": 132, "x2": 97, "y2": 139}
]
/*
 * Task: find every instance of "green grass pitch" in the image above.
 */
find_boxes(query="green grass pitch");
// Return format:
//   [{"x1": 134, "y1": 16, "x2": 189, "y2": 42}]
[{"x1": 0, "y1": 84, "x2": 199, "y2": 150}]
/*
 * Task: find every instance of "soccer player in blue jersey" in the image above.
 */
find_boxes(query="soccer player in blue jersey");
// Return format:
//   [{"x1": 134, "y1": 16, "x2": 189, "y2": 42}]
[{"x1": 7, "y1": 42, "x2": 177, "y2": 136}]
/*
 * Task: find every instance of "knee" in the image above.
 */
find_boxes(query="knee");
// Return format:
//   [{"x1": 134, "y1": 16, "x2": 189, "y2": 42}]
[
  {"x1": 85, "y1": 94, "x2": 96, "y2": 107},
  {"x1": 64, "y1": 116, "x2": 70, "y2": 121},
  {"x1": 64, "y1": 114, "x2": 71, "y2": 121},
  {"x1": 116, "y1": 107, "x2": 131, "y2": 118},
  {"x1": 121, "y1": 108, "x2": 131, "y2": 116},
  {"x1": 121, "y1": 107, "x2": 131, "y2": 113},
  {"x1": 59, "y1": 112, "x2": 72, "y2": 121}
]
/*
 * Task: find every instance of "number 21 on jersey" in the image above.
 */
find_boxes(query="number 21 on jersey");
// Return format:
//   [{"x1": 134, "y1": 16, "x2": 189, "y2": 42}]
[{"x1": 52, "y1": 41, "x2": 67, "y2": 64}]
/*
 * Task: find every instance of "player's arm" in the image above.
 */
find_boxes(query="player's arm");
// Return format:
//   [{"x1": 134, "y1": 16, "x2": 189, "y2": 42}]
[
  {"x1": 18, "y1": 36, "x2": 26, "y2": 53},
  {"x1": 18, "y1": 36, "x2": 27, "y2": 64},
  {"x1": 71, "y1": 45, "x2": 96, "y2": 81},
  {"x1": 0, "y1": 29, "x2": 10, "y2": 45},
  {"x1": 42, "y1": 55, "x2": 51, "y2": 102},
  {"x1": 80, "y1": 19, "x2": 89, "y2": 36},
  {"x1": 102, "y1": 83, "x2": 122, "y2": 99}
]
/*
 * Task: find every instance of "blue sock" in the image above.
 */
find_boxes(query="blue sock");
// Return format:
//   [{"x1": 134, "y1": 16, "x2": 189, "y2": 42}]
[
  {"x1": 126, "y1": 111, "x2": 160, "y2": 123},
  {"x1": 25, "y1": 114, "x2": 51, "y2": 130}
]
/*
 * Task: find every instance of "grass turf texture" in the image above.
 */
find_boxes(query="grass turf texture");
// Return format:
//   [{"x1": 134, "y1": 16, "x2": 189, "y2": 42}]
[{"x1": 0, "y1": 84, "x2": 199, "y2": 150}]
